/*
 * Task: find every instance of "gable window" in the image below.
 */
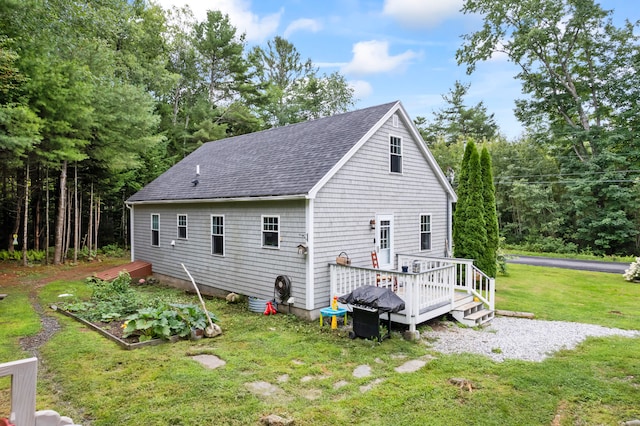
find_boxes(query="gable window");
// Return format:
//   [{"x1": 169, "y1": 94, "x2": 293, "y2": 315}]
[
  {"x1": 262, "y1": 216, "x2": 279, "y2": 249},
  {"x1": 390, "y1": 135, "x2": 402, "y2": 173},
  {"x1": 151, "y1": 214, "x2": 160, "y2": 246},
  {"x1": 211, "y1": 215, "x2": 224, "y2": 256},
  {"x1": 420, "y1": 214, "x2": 431, "y2": 251},
  {"x1": 177, "y1": 214, "x2": 188, "y2": 239}
]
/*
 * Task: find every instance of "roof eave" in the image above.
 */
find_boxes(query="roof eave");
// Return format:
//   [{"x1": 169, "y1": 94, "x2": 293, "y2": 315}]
[{"x1": 125, "y1": 193, "x2": 309, "y2": 206}]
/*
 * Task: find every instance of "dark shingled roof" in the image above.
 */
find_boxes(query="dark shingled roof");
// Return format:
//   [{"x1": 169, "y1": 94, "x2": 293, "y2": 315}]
[{"x1": 127, "y1": 101, "x2": 399, "y2": 202}]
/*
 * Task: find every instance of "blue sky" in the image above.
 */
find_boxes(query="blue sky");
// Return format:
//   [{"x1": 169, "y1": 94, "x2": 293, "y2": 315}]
[{"x1": 156, "y1": 0, "x2": 639, "y2": 140}]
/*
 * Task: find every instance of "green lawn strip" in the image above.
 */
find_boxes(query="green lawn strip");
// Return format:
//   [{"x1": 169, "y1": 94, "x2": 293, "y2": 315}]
[
  {"x1": 0, "y1": 266, "x2": 634, "y2": 425},
  {"x1": 0, "y1": 290, "x2": 41, "y2": 361},
  {"x1": 504, "y1": 249, "x2": 635, "y2": 263},
  {"x1": 496, "y1": 264, "x2": 640, "y2": 329},
  {"x1": 32, "y1": 281, "x2": 639, "y2": 425}
]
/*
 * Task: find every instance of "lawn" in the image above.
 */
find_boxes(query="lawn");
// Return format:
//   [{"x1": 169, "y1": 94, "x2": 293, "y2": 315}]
[{"x1": 1, "y1": 261, "x2": 639, "y2": 425}]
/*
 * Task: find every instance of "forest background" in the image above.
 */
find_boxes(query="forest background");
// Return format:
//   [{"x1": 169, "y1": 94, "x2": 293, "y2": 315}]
[{"x1": 1, "y1": 0, "x2": 638, "y2": 264}]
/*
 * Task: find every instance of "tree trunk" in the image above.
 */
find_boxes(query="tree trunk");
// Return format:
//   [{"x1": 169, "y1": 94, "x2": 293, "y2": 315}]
[
  {"x1": 94, "y1": 196, "x2": 100, "y2": 254},
  {"x1": 88, "y1": 182, "x2": 93, "y2": 257},
  {"x1": 45, "y1": 167, "x2": 50, "y2": 265},
  {"x1": 74, "y1": 163, "x2": 79, "y2": 263},
  {"x1": 63, "y1": 186, "x2": 72, "y2": 262},
  {"x1": 10, "y1": 167, "x2": 24, "y2": 253},
  {"x1": 53, "y1": 160, "x2": 67, "y2": 265},
  {"x1": 22, "y1": 162, "x2": 29, "y2": 266}
]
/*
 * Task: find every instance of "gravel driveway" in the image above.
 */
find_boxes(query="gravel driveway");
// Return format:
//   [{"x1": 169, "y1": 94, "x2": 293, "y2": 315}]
[{"x1": 422, "y1": 316, "x2": 639, "y2": 362}]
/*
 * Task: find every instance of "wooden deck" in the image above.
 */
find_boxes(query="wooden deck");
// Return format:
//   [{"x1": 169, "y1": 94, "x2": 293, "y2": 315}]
[{"x1": 94, "y1": 260, "x2": 152, "y2": 281}]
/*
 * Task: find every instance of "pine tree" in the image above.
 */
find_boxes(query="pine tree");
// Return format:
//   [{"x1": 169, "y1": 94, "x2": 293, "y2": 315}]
[{"x1": 479, "y1": 146, "x2": 498, "y2": 276}]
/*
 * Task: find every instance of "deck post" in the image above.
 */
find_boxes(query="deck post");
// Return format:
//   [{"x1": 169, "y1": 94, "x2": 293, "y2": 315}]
[
  {"x1": 489, "y1": 278, "x2": 495, "y2": 311},
  {"x1": 409, "y1": 273, "x2": 418, "y2": 334},
  {"x1": 0, "y1": 357, "x2": 37, "y2": 426},
  {"x1": 329, "y1": 264, "x2": 337, "y2": 304}
]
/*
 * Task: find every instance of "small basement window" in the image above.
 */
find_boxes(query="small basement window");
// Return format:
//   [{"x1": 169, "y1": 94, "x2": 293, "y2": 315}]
[
  {"x1": 177, "y1": 214, "x2": 188, "y2": 239},
  {"x1": 262, "y1": 216, "x2": 279, "y2": 249}
]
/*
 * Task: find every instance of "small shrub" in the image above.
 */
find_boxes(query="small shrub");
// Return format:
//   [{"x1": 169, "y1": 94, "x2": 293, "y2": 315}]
[
  {"x1": 100, "y1": 244, "x2": 125, "y2": 257},
  {"x1": 623, "y1": 257, "x2": 640, "y2": 282}
]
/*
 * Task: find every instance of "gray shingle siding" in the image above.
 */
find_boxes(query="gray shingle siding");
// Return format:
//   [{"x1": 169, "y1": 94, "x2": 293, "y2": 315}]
[
  {"x1": 132, "y1": 200, "x2": 307, "y2": 302},
  {"x1": 311, "y1": 114, "x2": 450, "y2": 308}
]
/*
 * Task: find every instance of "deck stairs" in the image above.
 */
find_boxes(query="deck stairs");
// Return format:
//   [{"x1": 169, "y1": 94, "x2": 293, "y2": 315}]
[{"x1": 451, "y1": 292, "x2": 494, "y2": 327}]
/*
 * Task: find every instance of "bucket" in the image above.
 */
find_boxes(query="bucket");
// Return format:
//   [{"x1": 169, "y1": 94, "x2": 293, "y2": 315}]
[{"x1": 248, "y1": 297, "x2": 269, "y2": 313}]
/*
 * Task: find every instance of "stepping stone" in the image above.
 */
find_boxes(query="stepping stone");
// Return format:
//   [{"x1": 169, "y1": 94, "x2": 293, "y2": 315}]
[
  {"x1": 353, "y1": 364, "x2": 371, "y2": 378},
  {"x1": 333, "y1": 380, "x2": 349, "y2": 389},
  {"x1": 277, "y1": 374, "x2": 289, "y2": 383},
  {"x1": 301, "y1": 388, "x2": 322, "y2": 400},
  {"x1": 191, "y1": 354, "x2": 226, "y2": 369},
  {"x1": 360, "y1": 378, "x2": 384, "y2": 393},
  {"x1": 246, "y1": 381, "x2": 284, "y2": 398},
  {"x1": 395, "y1": 359, "x2": 427, "y2": 373}
]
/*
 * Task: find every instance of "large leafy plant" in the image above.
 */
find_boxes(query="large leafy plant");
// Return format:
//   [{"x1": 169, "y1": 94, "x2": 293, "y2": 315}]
[{"x1": 122, "y1": 304, "x2": 218, "y2": 342}]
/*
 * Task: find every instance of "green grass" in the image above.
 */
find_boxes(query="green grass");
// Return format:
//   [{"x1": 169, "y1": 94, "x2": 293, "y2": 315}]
[
  {"x1": 496, "y1": 264, "x2": 640, "y2": 329},
  {"x1": 1, "y1": 263, "x2": 639, "y2": 425},
  {"x1": 504, "y1": 248, "x2": 635, "y2": 263}
]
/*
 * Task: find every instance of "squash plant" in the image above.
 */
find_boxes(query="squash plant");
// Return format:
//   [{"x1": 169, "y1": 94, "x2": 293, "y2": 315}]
[{"x1": 123, "y1": 304, "x2": 218, "y2": 341}]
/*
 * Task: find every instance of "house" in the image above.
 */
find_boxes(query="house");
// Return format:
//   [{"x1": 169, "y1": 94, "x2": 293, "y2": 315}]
[{"x1": 126, "y1": 101, "x2": 494, "y2": 328}]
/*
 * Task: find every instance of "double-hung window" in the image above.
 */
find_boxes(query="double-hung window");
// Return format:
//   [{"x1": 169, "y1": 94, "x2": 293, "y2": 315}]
[
  {"x1": 211, "y1": 215, "x2": 224, "y2": 256},
  {"x1": 151, "y1": 214, "x2": 160, "y2": 246},
  {"x1": 262, "y1": 216, "x2": 279, "y2": 249},
  {"x1": 390, "y1": 135, "x2": 402, "y2": 173},
  {"x1": 420, "y1": 214, "x2": 431, "y2": 251},
  {"x1": 177, "y1": 214, "x2": 188, "y2": 239}
]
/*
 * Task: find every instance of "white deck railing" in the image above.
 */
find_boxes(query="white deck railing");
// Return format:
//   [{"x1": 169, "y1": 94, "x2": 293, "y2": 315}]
[
  {"x1": 329, "y1": 254, "x2": 495, "y2": 333},
  {"x1": 397, "y1": 254, "x2": 495, "y2": 312},
  {"x1": 329, "y1": 262, "x2": 456, "y2": 333}
]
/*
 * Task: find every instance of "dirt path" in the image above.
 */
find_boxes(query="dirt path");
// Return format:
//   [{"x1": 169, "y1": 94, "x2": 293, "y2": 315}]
[{"x1": 0, "y1": 259, "x2": 130, "y2": 356}]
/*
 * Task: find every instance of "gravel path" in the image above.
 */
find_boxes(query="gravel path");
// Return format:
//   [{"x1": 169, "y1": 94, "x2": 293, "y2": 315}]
[{"x1": 422, "y1": 316, "x2": 640, "y2": 362}]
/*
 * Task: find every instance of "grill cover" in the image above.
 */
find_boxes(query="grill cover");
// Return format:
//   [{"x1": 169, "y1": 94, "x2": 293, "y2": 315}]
[{"x1": 338, "y1": 285, "x2": 405, "y2": 313}]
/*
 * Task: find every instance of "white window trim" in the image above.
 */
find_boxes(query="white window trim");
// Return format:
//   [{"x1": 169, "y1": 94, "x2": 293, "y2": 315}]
[
  {"x1": 389, "y1": 134, "x2": 403, "y2": 174},
  {"x1": 211, "y1": 214, "x2": 225, "y2": 256},
  {"x1": 419, "y1": 213, "x2": 432, "y2": 252},
  {"x1": 151, "y1": 213, "x2": 160, "y2": 247},
  {"x1": 261, "y1": 215, "x2": 280, "y2": 249},
  {"x1": 177, "y1": 214, "x2": 188, "y2": 239},
  {"x1": 392, "y1": 114, "x2": 399, "y2": 128}
]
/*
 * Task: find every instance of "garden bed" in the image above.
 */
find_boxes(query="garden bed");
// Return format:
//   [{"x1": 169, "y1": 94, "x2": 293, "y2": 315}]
[{"x1": 51, "y1": 305, "x2": 179, "y2": 350}]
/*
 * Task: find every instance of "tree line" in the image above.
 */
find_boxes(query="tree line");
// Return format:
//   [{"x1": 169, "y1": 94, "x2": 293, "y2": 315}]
[
  {"x1": 0, "y1": 0, "x2": 354, "y2": 264},
  {"x1": 418, "y1": 0, "x2": 639, "y2": 256},
  {"x1": 1, "y1": 0, "x2": 638, "y2": 265}
]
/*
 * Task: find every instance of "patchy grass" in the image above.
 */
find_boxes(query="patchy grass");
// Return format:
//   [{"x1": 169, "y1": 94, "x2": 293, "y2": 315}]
[
  {"x1": 0, "y1": 262, "x2": 639, "y2": 425},
  {"x1": 496, "y1": 264, "x2": 640, "y2": 329}
]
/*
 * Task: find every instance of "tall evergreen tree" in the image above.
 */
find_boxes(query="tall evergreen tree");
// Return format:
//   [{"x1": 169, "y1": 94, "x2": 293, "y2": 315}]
[
  {"x1": 452, "y1": 140, "x2": 475, "y2": 253},
  {"x1": 479, "y1": 146, "x2": 498, "y2": 276},
  {"x1": 455, "y1": 145, "x2": 487, "y2": 263}
]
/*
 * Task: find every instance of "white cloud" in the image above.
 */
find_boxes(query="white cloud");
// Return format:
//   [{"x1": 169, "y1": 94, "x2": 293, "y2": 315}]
[
  {"x1": 382, "y1": 0, "x2": 463, "y2": 28},
  {"x1": 341, "y1": 40, "x2": 419, "y2": 75},
  {"x1": 349, "y1": 80, "x2": 373, "y2": 99},
  {"x1": 155, "y1": 0, "x2": 281, "y2": 43},
  {"x1": 283, "y1": 18, "x2": 322, "y2": 38}
]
